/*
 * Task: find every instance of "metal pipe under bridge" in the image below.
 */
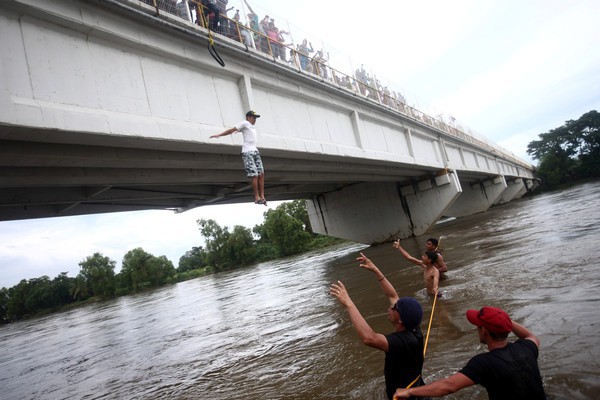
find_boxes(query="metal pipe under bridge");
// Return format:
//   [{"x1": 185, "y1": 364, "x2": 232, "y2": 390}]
[{"x1": 0, "y1": 0, "x2": 538, "y2": 244}]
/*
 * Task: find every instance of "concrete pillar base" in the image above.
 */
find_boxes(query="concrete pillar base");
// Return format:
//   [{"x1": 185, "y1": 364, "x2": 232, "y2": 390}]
[
  {"x1": 307, "y1": 171, "x2": 462, "y2": 244},
  {"x1": 495, "y1": 178, "x2": 525, "y2": 204},
  {"x1": 445, "y1": 175, "x2": 507, "y2": 217}
]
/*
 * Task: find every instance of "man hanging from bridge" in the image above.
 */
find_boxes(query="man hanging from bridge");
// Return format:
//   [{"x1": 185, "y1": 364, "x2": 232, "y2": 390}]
[{"x1": 210, "y1": 110, "x2": 266, "y2": 205}]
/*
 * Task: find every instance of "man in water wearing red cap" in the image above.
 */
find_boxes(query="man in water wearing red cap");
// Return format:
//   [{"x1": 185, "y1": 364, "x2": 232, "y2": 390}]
[
  {"x1": 210, "y1": 111, "x2": 266, "y2": 205},
  {"x1": 393, "y1": 306, "x2": 546, "y2": 400},
  {"x1": 330, "y1": 253, "x2": 430, "y2": 400}
]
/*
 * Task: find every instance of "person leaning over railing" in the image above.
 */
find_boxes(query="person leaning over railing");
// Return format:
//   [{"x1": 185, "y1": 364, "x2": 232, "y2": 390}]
[{"x1": 190, "y1": 0, "x2": 219, "y2": 31}]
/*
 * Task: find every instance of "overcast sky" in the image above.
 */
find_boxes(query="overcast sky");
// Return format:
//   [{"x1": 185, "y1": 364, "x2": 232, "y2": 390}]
[{"x1": 1, "y1": 0, "x2": 599, "y2": 288}]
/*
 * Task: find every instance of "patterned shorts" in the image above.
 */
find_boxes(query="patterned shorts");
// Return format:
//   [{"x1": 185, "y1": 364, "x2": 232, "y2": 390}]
[{"x1": 241, "y1": 150, "x2": 264, "y2": 177}]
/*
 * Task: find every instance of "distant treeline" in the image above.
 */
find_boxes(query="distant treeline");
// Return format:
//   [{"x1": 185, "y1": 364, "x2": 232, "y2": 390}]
[
  {"x1": 0, "y1": 200, "x2": 344, "y2": 323},
  {"x1": 527, "y1": 110, "x2": 599, "y2": 191}
]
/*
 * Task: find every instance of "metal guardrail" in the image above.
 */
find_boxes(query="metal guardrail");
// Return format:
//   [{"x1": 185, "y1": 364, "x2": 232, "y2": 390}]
[{"x1": 139, "y1": 0, "x2": 532, "y2": 170}]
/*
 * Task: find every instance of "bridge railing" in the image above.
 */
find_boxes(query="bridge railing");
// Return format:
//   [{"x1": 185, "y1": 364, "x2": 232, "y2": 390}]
[{"x1": 137, "y1": 0, "x2": 530, "y2": 169}]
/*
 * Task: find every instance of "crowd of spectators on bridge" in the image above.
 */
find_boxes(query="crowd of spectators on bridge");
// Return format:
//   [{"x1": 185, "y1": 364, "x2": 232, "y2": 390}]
[
  {"x1": 140, "y1": 0, "x2": 472, "y2": 133},
  {"x1": 142, "y1": 0, "x2": 409, "y2": 108}
]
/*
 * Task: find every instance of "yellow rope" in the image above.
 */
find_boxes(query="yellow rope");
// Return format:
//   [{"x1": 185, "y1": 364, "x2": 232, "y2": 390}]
[
  {"x1": 404, "y1": 292, "x2": 438, "y2": 389},
  {"x1": 423, "y1": 292, "x2": 438, "y2": 357}
]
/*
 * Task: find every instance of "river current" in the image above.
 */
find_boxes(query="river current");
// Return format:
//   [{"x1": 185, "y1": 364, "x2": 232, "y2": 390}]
[{"x1": 1, "y1": 181, "x2": 599, "y2": 399}]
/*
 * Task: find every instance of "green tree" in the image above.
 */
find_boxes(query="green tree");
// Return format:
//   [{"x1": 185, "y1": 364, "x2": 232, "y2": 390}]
[
  {"x1": 119, "y1": 248, "x2": 175, "y2": 292},
  {"x1": 51, "y1": 272, "x2": 75, "y2": 306},
  {"x1": 198, "y1": 219, "x2": 229, "y2": 269},
  {"x1": 258, "y1": 206, "x2": 311, "y2": 257},
  {"x1": 6, "y1": 276, "x2": 62, "y2": 319},
  {"x1": 147, "y1": 255, "x2": 175, "y2": 286},
  {"x1": 70, "y1": 275, "x2": 90, "y2": 301},
  {"x1": 178, "y1": 246, "x2": 208, "y2": 272},
  {"x1": 0, "y1": 287, "x2": 9, "y2": 323},
  {"x1": 78, "y1": 253, "x2": 116, "y2": 298},
  {"x1": 197, "y1": 219, "x2": 257, "y2": 269},
  {"x1": 120, "y1": 248, "x2": 154, "y2": 292},
  {"x1": 225, "y1": 225, "x2": 257, "y2": 266},
  {"x1": 279, "y1": 200, "x2": 313, "y2": 234},
  {"x1": 527, "y1": 110, "x2": 600, "y2": 189}
]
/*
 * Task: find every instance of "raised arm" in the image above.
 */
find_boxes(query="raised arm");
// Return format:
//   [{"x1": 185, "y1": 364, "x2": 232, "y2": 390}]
[
  {"x1": 210, "y1": 127, "x2": 237, "y2": 138},
  {"x1": 330, "y1": 280, "x2": 389, "y2": 351},
  {"x1": 357, "y1": 252, "x2": 398, "y2": 304},
  {"x1": 511, "y1": 321, "x2": 540, "y2": 348},
  {"x1": 392, "y1": 239, "x2": 423, "y2": 266}
]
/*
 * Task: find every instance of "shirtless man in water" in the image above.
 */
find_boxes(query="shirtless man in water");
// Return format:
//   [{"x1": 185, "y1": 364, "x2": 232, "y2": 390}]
[
  {"x1": 393, "y1": 239, "x2": 441, "y2": 297},
  {"x1": 425, "y1": 238, "x2": 447, "y2": 273}
]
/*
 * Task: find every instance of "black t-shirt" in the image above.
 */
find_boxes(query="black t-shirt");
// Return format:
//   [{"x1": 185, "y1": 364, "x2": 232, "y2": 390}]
[
  {"x1": 384, "y1": 328, "x2": 427, "y2": 400},
  {"x1": 459, "y1": 339, "x2": 546, "y2": 400}
]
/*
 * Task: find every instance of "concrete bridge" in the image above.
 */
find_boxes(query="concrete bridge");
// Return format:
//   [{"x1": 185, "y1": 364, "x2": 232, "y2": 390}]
[{"x1": 0, "y1": 0, "x2": 538, "y2": 244}]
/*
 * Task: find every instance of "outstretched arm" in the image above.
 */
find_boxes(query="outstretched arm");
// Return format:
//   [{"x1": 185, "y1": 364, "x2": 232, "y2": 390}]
[
  {"x1": 392, "y1": 239, "x2": 423, "y2": 266},
  {"x1": 210, "y1": 127, "x2": 237, "y2": 138},
  {"x1": 357, "y1": 252, "x2": 398, "y2": 304},
  {"x1": 393, "y1": 372, "x2": 474, "y2": 399},
  {"x1": 330, "y1": 281, "x2": 389, "y2": 351}
]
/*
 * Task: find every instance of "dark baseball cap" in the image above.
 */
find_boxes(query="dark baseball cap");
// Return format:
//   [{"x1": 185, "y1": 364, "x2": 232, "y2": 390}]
[
  {"x1": 396, "y1": 297, "x2": 423, "y2": 330},
  {"x1": 246, "y1": 110, "x2": 260, "y2": 118}
]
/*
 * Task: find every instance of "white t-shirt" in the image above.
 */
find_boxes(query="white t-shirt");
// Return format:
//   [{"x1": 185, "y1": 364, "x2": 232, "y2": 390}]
[{"x1": 235, "y1": 120, "x2": 258, "y2": 153}]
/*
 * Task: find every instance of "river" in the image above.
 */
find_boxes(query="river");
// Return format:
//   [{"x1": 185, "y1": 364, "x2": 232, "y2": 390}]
[{"x1": 1, "y1": 181, "x2": 599, "y2": 400}]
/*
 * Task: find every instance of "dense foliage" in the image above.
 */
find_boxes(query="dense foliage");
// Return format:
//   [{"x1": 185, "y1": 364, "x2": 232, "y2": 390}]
[
  {"x1": 527, "y1": 110, "x2": 599, "y2": 190},
  {"x1": 1, "y1": 200, "x2": 343, "y2": 323}
]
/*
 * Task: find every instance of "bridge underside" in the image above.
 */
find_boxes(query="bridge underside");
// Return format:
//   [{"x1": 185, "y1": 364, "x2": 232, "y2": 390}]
[
  {"x1": 0, "y1": 125, "x2": 441, "y2": 222},
  {"x1": 2, "y1": 123, "x2": 534, "y2": 244}
]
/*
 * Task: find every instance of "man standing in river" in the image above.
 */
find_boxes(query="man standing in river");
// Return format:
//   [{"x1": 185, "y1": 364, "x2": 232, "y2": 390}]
[
  {"x1": 210, "y1": 110, "x2": 266, "y2": 205},
  {"x1": 425, "y1": 238, "x2": 447, "y2": 274},
  {"x1": 393, "y1": 240, "x2": 441, "y2": 297},
  {"x1": 330, "y1": 253, "x2": 430, "y2": 400},
  {"x1": 393, "y1": 306, "x2": 546, "y2": 400}
]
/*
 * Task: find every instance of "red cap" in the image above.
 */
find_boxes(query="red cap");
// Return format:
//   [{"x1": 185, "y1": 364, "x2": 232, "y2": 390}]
[{"x1": 466, "y1": 306, "x2": 512, "y2": 334}]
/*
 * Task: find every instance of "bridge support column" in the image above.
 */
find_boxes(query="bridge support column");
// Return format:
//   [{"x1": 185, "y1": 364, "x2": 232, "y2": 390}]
[
  {"x1": 306, "y1": 171, "x2": 461, "y2": 244},
  {"x1": 495, "y1": 178, "x2": 525, "y2": 204},
  {"x1": 445, "y1": 175, "x2": 507, "y2": 217}
]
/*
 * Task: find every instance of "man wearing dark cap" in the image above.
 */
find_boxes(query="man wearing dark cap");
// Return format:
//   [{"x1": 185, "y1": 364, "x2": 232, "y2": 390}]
[
  {"x1": 210, "y1": 110, "x2": 266, "y2": 205},
  {"x1": 393, "y1": 306, "x2": 546, "y2": 400},
  {"x1": 330, "y1": 252, "x2": 430, "y2": 400}
]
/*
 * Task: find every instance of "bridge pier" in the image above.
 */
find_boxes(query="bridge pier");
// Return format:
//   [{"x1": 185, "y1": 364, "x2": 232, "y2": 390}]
[
  {"x1": 495, "y1": 177, "x2": 525, "y2": 204},
  {"x1": 444, "y1": 175, "x2": 507, "y2": 217},
  {"x1": 306, "y1": 171, "x2": 461, "y2": 244}
]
